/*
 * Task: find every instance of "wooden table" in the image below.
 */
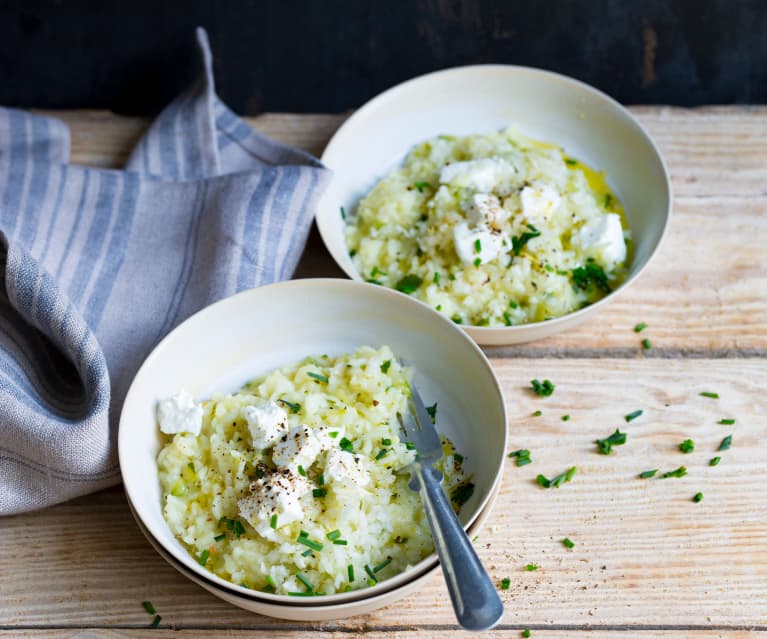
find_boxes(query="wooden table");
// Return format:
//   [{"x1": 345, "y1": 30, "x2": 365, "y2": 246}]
[{"x1": 1, "y1": 108, "x2": 766, "y2": 639}]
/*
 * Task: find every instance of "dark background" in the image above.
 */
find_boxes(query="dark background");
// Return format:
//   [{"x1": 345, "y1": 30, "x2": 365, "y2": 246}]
[{"x1": 1, "y1": 0, "x2": 765, "y2": 115}]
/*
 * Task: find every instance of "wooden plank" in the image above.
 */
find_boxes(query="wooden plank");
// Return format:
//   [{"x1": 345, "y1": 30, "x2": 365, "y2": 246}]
[{"x1": 1, "y1": 359, "x2": 765, "y2": 629}]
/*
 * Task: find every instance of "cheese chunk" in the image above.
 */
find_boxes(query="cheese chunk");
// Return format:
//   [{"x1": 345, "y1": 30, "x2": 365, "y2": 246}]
[
  {"x1": 272, "y1": 423, "x2": 323, "y2": 473},
  {"x1": 574, "y1": 213, "x2": 626, "y2": 264},
  {"x1": 157, "y1": 390, "x2": 203, "y2": 435},
  {"x1": 453, "y1": 221, "x2": 507, "y2": 266},
  {"x1": 520, "y1": 184, "x2": 561, "y2": 222},
  {"x1": 324, "y1": 448, "x2": 370, "y2": 487},
  {"x1": 464, "y1": 193, "x2": 509, "y2": 231},
  {"x1": 439, "y1": 158, "x2": 515, "y2": 192},
  {"x1": 238, "y1": 469, "x2": 311, "y2": 534},
  {"x1": 242, "y1": 400, "x2": 288, "y2": 450}
]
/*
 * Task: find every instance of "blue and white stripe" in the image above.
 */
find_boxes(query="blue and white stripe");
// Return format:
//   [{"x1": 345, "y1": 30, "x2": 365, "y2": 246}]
[{"x1": 0, "y1": 27, "x2": 330, "y2": 514}]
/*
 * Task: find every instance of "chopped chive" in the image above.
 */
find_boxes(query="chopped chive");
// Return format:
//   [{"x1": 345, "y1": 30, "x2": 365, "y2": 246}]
[
  {"x1": 395, "y1": 274, "x2": 423, "y2": 294},
  {"x1": 710, "y1": 456, "x2": 721, "y2": 466},
  {"x1": 287, "y1": 591, "x2": 318, "y2": 597},
  {"x1": 339, "y1": 437, "x2": 354, "y2": 453},
  {"x1": 197, "y1": 549, "x2": 210, "y2": 566},
  {"x1": 532, "y1": 410, "x2": 542, "y2": 417},
  {"x1": 340, "y1": 206, "x2": 346, "y2": 220},
  {"x1": 454, "y1": 453, "x2": 464, "y2": 464},
  {"x1": 641, "y1": 338, "x2": 652, "y2": 350},
  {"x1": 298, "y1": 530, "x2": 308, "y2": 538},
  {"x1": 536, "y1": 474, "x2": 551, "y2": 488},
  {"x1": 595, "y1": 428, "x2": 627, "y2": 454},
  {"x1": 565, "y1": 157, "x2": 578, "y2": 166},
  {"x1": 500, "y1": 577, "x2": 511, "y2": 590},
  {"x1": 265, "y1": 575, "x2": 276, "y2": 588},
  {"x1": 381, "y1": 360, "x2": 392, "y2": 374},
  {"x1": 508, "y1": 449, "x2": 530, "y2": 458},
  {"x1": 141, "y1": 601, "x2": 156, "y2": 615},
  {"x1": 530, "y1": 379, "x2": 555, "y2": 397},
  {"x1": 270, "y1": 514, "x2": 278, "y2": 529},
  {"x1": 719, "y1": 435, "x2": 732, "y2": 451},
  {"x1": 150, "y1": 614, "x2": 161, "y2": 628},
  {"x1": 679, "y1": 439, "x2": 695, "y2": 454},
  {"x1": 349, "y1": 249, "x2": 357, "y2": 257},
  {"x1": 312, "y1": 488, "x2": 327, "y2": 498},
  {"x1": 413, "y1": 181, "x2": 431, "y2": 192},
  {"x1": 523, "y1": 629, "x2": 531, "y2": 638},
  {"x1": 333, "y1": 539, "x2": 348, "y2": 546},
  {"x1": 450, "y1": 481, "x2": 475, "y2": 508},
  {"x1": 661, "y1": 466, "x2": 687, "y2": 479},
  {"x1": 364, "y1": 564, "x2": 378, "y2": 583},
  {"x1": 297, "y1": 465, "x2": 306, "y2": 477},
  {"x1": 375, "y1": 448, "x2": 389, "y2": 460},
  {"x1": 277, "y1": 399, "x2": 300, "y2": 413},
  {"x1": 473, "y1": 257, "x2": 482, "y2": 267},
  {"x1": 317, "y1": 473, "x2": 325, "y2": 486},
  {"x1": 301, "y1": 549, "x2": 313, "y2": 557},
  {"x1": 433, "y1": 272, "x2": 440, "y2": 284},
  {"x1": 348, "y1": 565, "x2": 355, "y2": 581},
  {"x1": 307, "y1": 371, "x2": 329, "y2": 383},
  {"x1": 693, "y1": 492, "x2": 704, "y2": 503},
  {"x1": 516, "y1": 456, "x2": 533, "y2": 467},
  {"x1": 233, "y1": 520, "x2": 245, "y2": 538},
  {"x1": 296, "y1": 572, "x2": 314, "y2": 591},
  {"x1": 373, "y1": 557, "x2": 392, "y2": 573},
  {"x1": 537, "y1": 466, "x2": 576, "y2": 488},
  {"x1": 509, "y1": 300, "x2": 518, "y2": 309},
  {"x1": 426, "y1": 403, "x2": 437, "y2": 422},
  {"x1": 639, "y1": 469, "x2": 658, "y2": 478},
  {"x1": 404, "y1": 441, "x2": 416, "y2": 450},
  {"x1": 718, "y1": 418, "x2": 735, "y2": 425},
  {"x1": 214, "y1": 533, "x2": 226, "y2": 542},
  {"x1": 503, "y1": 311, "x2": 513, "y2": 326},
  {"x1": 525, "y1": 563, "x2": 538, "y2": 571},
  {"x1": 451, "y1": 314, "x2": 463, "y2": 324},
  {"x1": 624, "y1": 409, "x2": 643, "y2": 422},
  {"x1": 562, "y1": 537, "x2": 575, "y2": 549},
  {"x1": 297, "y1": 535, "x2": 323, "y2": 551},
  {"x1": 562, "y1": 414, "x2": 570, "y2": 422},
  {"x1": 474, "y1": 238, "x2": 482, "y2": 253},
  {"x1": 700, "y1": 391, "x2": 719, "y2": 399},
  {"x1": 328, "y1": 431, "x2": 339, "y2": 438},
  {"x1": 327, "y1": 530, "x2": 342, "y2": 541},
  {"x1": 512, "y1": 224, "x2": 542, "y2": 255},
  {"x1": 634, "y1": 322, "x2": 648, "y2": 333}
]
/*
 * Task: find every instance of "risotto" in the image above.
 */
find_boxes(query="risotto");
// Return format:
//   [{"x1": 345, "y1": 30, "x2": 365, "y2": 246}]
[
  {"x1": 344, "y1": 128, "x2": 630, "y2": 326},
  {"x1": 156, "y1": 346, "x2": 471, "y2": 596}
]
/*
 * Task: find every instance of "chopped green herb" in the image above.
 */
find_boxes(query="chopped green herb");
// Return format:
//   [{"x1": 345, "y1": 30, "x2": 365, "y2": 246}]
[
  {"x1": 333, "y1": 539, "x2": 348, "y2": 545},
  {"x1": 448, "y1": 272, "x2": 456, "y2": 281},
  {"x1": 265, "y1": 575, "x2": 276, "y2": 588},
  {"x1": 270, "y1": 514, "x2": 278, "y2": 529},
  {"x1": 380, "y1": 360, "x2": 391, "y2": 374},
  {"x1": 297, "y1": 465, "x2": 306, "y2": 477},
  {"x1": 509, "y1": 300, "x2": 518, "y2": 309},
  {"x1": 516, "y1": 456, "x2": 533, "y2": 467},
  {"x1": 366, "y1": 278, "x2": 383, "y2": 285},
  {"x1": 413, "y1": 181, "x2": 431, "y2": 193},
  {"x1": 327, "y1": 530, "x2": 342, "y2": 541},
  {"x1": 404, "y1": 441, "x2": 416, "y2": 450},
  {"x1": 562, "y1": 537, "x2": 575, "y2": 549},
  {"x1": 141, "y1": 601, "x2": 156, "y2": 615},
  {"x1": 301, "y1": 549, "x2": 313, "y2": 557},
  {"x1": 508, "y1": 449, "x2": 532, "y2": 467},
  {"x1": 382, "y1": 437, "x2": 392, "y2": 446},
  {"x1": 571, "y1": 260, "x2": 611, "y2": 294},
  {"x1": 661, "y1": 466, "x2": 687, "y2": 479},
  {"x1": 710, "y1": 456, "x2": 721, "y2": 466},
  {"x1": 700, "y1": 391, "x2": 719, "y2": 399},
  {"x1": 364, "y1": 564, "x2": 378, "y2": 583},
  {"x1": 395, "y1": 274, "x2": 423, "y2": 294},
  {"x1": 565, "y1": 157, "x2": 578, "y2": 166},
  {"x1": 340, "y1": 206, "x2": 346, "y2": 220},
  {"x1": 296, "y1": 572, "x2": 314, "y2": 591},
  {"x1": 525, "y1": 563, "x2": 538, "y2": 571},
  {"x1": 474, "y1": 257, "x2": 482, "y2": 267},
  {"x1": 512, "y1": 224, "x2": 542, "y2": 255},
  {"x1": 693, "y1": 492, "x2": 704, "y2": 503},
  {"x1": 537, "y1": 466, "x2": 577, "y2": 488},
  {"x1": 718, "y1": 418, "x2": 735, "y2": 425},
  {"x1": 214, "y1": 533, "x2": 226, "y2": 542},
  {"x1": 317, "y1": 473, "x2": 325, "y2": 486},
  {"x1": 433, "y1": 272, "x2": 440, "y2": 285},
  {"x1": 312, "y1": 488, "x2": 327, "y2": 498},
  {"x1": 562, "y1": 414, "x2": 570, "y2": 422},
  {"x1": 642, "y1": 338, "x2": 652, "y2": 350},
  {"x1": 373, "y1": 557, "x2": 392, "y2": 573},
  {"x1": 328, "y1": 431, "x2": 339, "y2": 438},
  {"x1": 307, "y1": 371, "x2": 329, "y2": 383},
  {"x1": 595, "y1": 428, "x2": 627, "y2": 454},
  {"x1": 604, "y1": 193, "x2": 613, "y2": 208},
  {"x1": 639, "y1": 469, "x2": 658, "y2": 479},
  {"x1": 474, "y1": 238, "x2": 482, "y2": 253},
  {"x1": 287, "y1": 591, "x2": 319, "y2": 597},
  {"x1": 339, "y1": 437, "x2": 354, "y2": 452},
  {"x1": 150, "y1": 614, "x2": 161, "y2": 628},
  {"x1": 450, "y1": 481, "x2": 475, "y2": 508},
  {"x1": 375, "y1": 448, "x2": 389, "y2": 460},
  {"x1": 522, "y1": 629, "x2": 531, "y2": 638},
  {"x1": 634, "y1": 322, "x2": 648, "y2": 333},
  {"x1": 719, "y1": 435, "x2": 732, "y2": 451},
  {"x1": 349, "y1": 248, "x2": 357, "y2": 257},
  {"x1": 532, "y1": 410, "x2": 542, "y2": 417},
  {"x1": 454, "y1": 453, "x2": 464, "y2": 463},
  {"x1": 625, "y1": 409, "x2": 643, "y2": 422},
  {"x1": 297, "y1": 535, "x2": 323, "y2": 551},
  {"x1": 198, "y1": 549, "x2": 210, "y2": 566},
  {"x1": 348, "y1": 564, "x2": 355, "y2": 581},
  {"x1": 530, "y1": 379, "x2": 555, "y2": 397},
  {"x1": 679, "y1": 439, "x2": 695, "y2": 454},
  {"x1": 500, "y1": 577, "x2": 511, "y2": 590},
  {"x1": 451, "y1": 314, "x2": 463, "y2": 324},
  {"x1": 426, "y1": 403, "x2": 437, "y2": 422},
  {"x1": 277, "y1": 399, "x2": 300, "y2": 413},
  {"x1": 503, "y1": 311, "x2": 513, "y2": 326}
]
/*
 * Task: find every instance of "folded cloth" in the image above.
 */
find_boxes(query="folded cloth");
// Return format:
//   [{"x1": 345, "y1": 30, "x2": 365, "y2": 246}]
[{"x1": 0, "y1": 28, "x2": 330, "y2": 515}]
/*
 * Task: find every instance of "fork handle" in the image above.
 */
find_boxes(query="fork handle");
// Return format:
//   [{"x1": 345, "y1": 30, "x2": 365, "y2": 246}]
[{"x1": 410, "y1": 465, "x2": 504, "y2": 631}]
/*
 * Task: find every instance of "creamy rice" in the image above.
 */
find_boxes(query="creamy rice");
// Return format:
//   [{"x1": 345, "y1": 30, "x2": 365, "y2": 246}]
[
  {"x1": 157, "y1": 346, "x2": 470, "y2": 595},
  {"x1": 344, "y1": 128, "x2": 630, "y2": 326}
]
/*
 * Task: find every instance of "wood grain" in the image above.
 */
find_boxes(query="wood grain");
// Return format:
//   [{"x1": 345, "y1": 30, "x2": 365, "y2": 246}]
[{"x1": 1, "y1": 359, "x2": 765, "y2": 632}]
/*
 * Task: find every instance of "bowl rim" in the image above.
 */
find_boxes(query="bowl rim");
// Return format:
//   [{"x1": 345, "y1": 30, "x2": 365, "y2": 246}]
[
  {"x1": 316, "y1": 63, "x2": 673, "y2": 338},
  {"x1": 118, "y1": 277, "x2": 508, "y2": 605}
]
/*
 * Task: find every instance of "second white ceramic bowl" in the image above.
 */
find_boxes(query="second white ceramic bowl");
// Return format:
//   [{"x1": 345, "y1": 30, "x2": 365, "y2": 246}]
[{"x1": 316, "y1": 65, "x2": 671, "y2": 345}]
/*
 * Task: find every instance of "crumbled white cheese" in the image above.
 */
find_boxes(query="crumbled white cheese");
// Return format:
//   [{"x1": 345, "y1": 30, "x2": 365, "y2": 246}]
[
  {"x1": 157, "y1": 390, "x2": 203, "y2": 435},
  {"x1": 520, "y1": 184, "x2": 561, "y2": 222},
  {"x1": 324, "y1": 448, "x2": 370, "y2": 487},
  {"x1": 238, "y1": 469, "x2": 311, "y2": 534},
  {"x1": 574, "y1": 213, "x2": 626, "y2": 264},
  {"x1": 272, "y1": 423, "x2": 323, "y2": 473},
  {"x1": 242, "y1": 400, "x2": 288, "y2": 450},
  {"x1": 453, "y1": 221, "x2": 507, "y2": 266},
  {"x1": 439, "y1": 158, "x2": 515, "y2": 192},
  {"x1": 464, "y1": 193, "x2": 509, "y2": 231}
]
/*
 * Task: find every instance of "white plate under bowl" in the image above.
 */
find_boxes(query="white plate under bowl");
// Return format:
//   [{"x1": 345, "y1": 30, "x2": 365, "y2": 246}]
[
  {"x1": 127, "y1": 477, "x2": 500, "y2": 620},
  {"x1": 119, "y1": 278, "x2": 507, "y2": 615},
  {"x1": 316, "y1": 65, "x2": 671, "y2": 345}
]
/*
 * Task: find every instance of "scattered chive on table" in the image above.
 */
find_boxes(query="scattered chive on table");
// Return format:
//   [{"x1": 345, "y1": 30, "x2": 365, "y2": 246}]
[{"x1": 1, "y1": 108, "x2": 766, "y2": 639}]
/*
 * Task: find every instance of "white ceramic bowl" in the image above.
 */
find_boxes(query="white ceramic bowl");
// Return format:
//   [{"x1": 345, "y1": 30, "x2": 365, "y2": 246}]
[
  {"x1": 316, "y1": 65, "x2": 671, "y2": 345},
  {"x1": 119, "y1": 279, "x2": 507, "y2": 617}
]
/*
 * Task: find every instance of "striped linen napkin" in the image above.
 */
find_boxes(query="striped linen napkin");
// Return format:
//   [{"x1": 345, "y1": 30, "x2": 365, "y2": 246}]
[{"x1": 0, "y1": 28, "x2": 330, "y2": 514}]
